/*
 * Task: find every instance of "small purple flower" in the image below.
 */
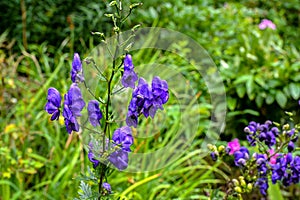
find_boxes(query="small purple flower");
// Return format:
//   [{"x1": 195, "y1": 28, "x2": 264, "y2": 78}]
[
  {"x1": 126, "y1": 78, "x2": 152, "y2": 127},
  {"x1": 112, "y1": 126, "x2": 134, "y2": 152},
  {"x1": 255, "y1": 177, "x2": 269, "y2": 196},
  {"x1": 88, "y1": 150, "x2": 100, "y2": 168},
  {"x1": 45, "y1": 87, "x2": 61, "y2": 121},
  {"x1": 121, "y1": 54, "x2": 138, "y2": 88},
  {"x1": 233, "y1": 147, "x2": 249, "y2": 167},
  {"x1": 258, "y1": 19, "x2": 276, "y2": 30},
  {"x1": 210, "y1": 152, "x2": 217, "y2": 161},
  {"x1": 102, "y1": 182, "x2": 112, "y2": 194},
  {"x1": 63, "y1": 83, "x2": 86, "y2": 133},
  {"x1": 124, "y1": 54, "x2": 134, "y2": 71},
  {"x1": 87, "y1": 100, "x2": 102, "y2": 127},
  {"x1": 108, "y1": 149, "x2": 129, "y2": 171},
  {"x1": 149, "y1": 76, "x2": 169, "y2": 118},
  {"x1": 71, "y1": 53, "x2": 84, "y2": 83},
  {"x1": 288, "y1": 141, "x2": 295, "y2": 152},
  {"x1": 121, "y1": 70, "x2": 138, "y2": 89}
]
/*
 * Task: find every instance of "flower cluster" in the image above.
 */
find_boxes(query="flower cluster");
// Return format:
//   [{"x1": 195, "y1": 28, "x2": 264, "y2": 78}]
[
  {"x1": 209, "y1": 118, "x2": 300, "y2": 197},
  {"x1": 244, "y1": 120, "x2": 279, "y2": 148},
  {"x1": 46, "y1": 52, "x2": 169, "y2": 196},
  {"x1": 258, "y1": 19, "x2": 276, "y2": 30},
  {"x1": 271, "y1": 153, "x2": 300, "y2": 187},
  {"x1": 126, "y1": 77, "x2": 169, "y2": 127},
  {"x1": 45, "y1": 53, "x2": 86, "y2": 134}
]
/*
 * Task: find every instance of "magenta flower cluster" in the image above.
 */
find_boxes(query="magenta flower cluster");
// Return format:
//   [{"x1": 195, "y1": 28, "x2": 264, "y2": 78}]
[{"x1": 258, "y1": 19, "x2": 276, "y2": 30}]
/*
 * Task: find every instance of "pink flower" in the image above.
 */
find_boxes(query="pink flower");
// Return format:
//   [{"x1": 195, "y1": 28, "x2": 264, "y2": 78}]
[
  {"x1": 227, "y1": 139, "x2": 241, "y2": 155},
  {"x1": 258, "y1": 19, "x2": 276, "y2": 30},
  {"x1": 267, "y1": 149, "x2": 278, "y2": 164}
]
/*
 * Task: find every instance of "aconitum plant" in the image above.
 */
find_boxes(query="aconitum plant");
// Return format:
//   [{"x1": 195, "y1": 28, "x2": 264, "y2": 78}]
[
  {"x1": 208, "y1": 111, "x2": 300, "y2": 199},
  {"x1": 45, "y1": 1, "x2": 168, "y2": 199}
]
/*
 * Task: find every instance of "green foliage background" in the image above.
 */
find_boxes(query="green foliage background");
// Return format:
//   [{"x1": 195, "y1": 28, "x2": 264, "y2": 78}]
[{"x1": 0, "y1": 0, "x2": 300, "y2": 199}]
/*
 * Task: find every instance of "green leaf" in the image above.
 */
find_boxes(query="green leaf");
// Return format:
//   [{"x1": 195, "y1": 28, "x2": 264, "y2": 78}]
[
  {"x1": 233, "y1": 75, "x2": 252, "y2": 84},
  {"x1": 266, "y1": 94, "x2": 275, "y2": 105},
  {"x1": 246, "y1": 76, "x2": 255, "y2": 100},
  {"x1": 236, "y1": 86, "x2": 246, "y2": 98},
  {"x1": 289, "y1": 83, "x2": 300, "y2": 100},
  {"x1": 268, "y1": 182, "x2": 284, "y2": 200},
  {"x1": 227, "y1": 97, "x2": 237, "y2": 111},
  {"x1": 255, "y1": 95, "x2": 264, "y2": 108},
  {"x1": 276, "y1": 91, "x2": 287, "y2": 108}
]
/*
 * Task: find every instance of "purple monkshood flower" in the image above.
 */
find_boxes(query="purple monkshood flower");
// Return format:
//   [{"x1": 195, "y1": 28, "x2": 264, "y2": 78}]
[
  {"x1": 124, "y1": 54, "x2": 134, "y2": 71},
  {"x1": 87, "y1": 100, "x2": 102, "y2": 127},
  {"x1": 148, "y1": 76, "x2": 169, "y2": 118},
  {"x1": 244, "y1": 121, "x2": 278, "y2": 148},
  {"x1": 126, "y1": 78, "x2": 152, "y2": 127},
  {"x1": 227, "y1": 138, "x2": 240, "y2": 155},
  {"x1": 210, "y1": 152, "x2": 217, "y2": 161},
  {"x1": 121, "y1": 54, "x2": 138, "y2": 88},
  {"x1": 108, "y1": 149, "x2": 129, "y2": 171},
  {"x1": 45, "y1": 87, "x2": 61, "y2": 121},
  {"x1": 258, "y1": 19, "x2": 276, "y2": 30},
  {"x1": 102, "y1": 182, "x2": 112, "y2": 194},
  {"x1": 254, "y1": 153, "x2": 268, "y2": 176},
  {"x1": 233, "y1": 147, "x2": 249, "y2": 167},
  {"x1": 112, "y1": 126, "x2": 134, "y2": 152},
  {"x1": 88, "y1": 150, "x2": 100, "y2": 168},
  {"x1": 71, "y1": 53, "x2": 84, "y2": 83},
  {"x1": 126, "y1": 77, "x2": 169, "y2": 127},
  {"x1": 63, "y1": 83, "x2": 86, "y2": 134},
  {"x1": 255, "y1": 177, "x2": 269, "y2": 196},
  {"x1": 271, "y1": 153, "x2": 293, "y2": 186},
  {"x1": 122, "y1": 70, "x2": 138, "y2": 89}
]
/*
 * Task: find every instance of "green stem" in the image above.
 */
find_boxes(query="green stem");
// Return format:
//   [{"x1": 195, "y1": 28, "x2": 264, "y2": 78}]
[{"x1": 98, "y1": 21, "x2": 121, "y2": 200}]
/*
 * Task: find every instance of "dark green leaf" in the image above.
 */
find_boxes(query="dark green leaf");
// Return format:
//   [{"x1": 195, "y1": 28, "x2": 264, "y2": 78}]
[
  {"x1": 276, "y1": 91, "x2": 287, "y2": 108},
  {"x1": 289, "y1": 83, "x2": 300, "y2": 100}
]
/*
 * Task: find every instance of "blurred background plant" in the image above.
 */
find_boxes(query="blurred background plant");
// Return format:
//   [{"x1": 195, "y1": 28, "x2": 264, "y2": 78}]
[{"x1": 0, "y1": 0, "x2": 299, "y2": 199}]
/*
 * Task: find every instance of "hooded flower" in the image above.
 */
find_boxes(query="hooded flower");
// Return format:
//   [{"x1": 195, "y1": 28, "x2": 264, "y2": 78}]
[
  {"x1": 233, "y1": 147, "x2": 249, "y2": 167},
  {"x1": 149, "y1": 76, "x2": 169, "y2": 118},
  {"x1": 126, "y1": 77, "x2": 169, "y2": 127},
  {"x1": 108, "y1": 149, "x2": 129, "y2": 171},
  {"x1": 87, "y1": 100, "x2": 103, "y2": 127},
  {"x1": 112, "y1": 126, "x2": 134, "y2": 152},
  {"x1": 63, "y1": 83, "x2": 86, "y2": 133},
  {"x1": 71, "y1": 53, "x2": 84, "y2": 83},
  {"x1": 45, "y1": 87, "x2": 61, "y2": 120},
  {"x1": 102, "y1": 182, "x2": 112, "y2": 194},
  {"x1": 121, "y1": 54, "x2": 138, "y2": 88}
]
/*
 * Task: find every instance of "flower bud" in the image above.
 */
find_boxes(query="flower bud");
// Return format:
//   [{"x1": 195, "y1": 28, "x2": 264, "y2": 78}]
[
  {"x1": 240, "y1": 179, "x2": 246, "y2": 187},
  {"x1": 283, "y1": 124, "x2": 290, "y2": 130},
  {"x1": 247, "y1": 183, "x2": 253, "y2": 191},
  {"x1": 218, "y1": 145, "x2": 225, "y2": 152},
  {"x1": 232, "y1": 179, "x2": 239, "y2": 186},
  {"x1": 109, "y1": 1, "x2": 117, "y2": 6},
  {"x1": 130, "y1": 2, "x2": 143, "y2": 9},
  {"x1": 234, "y1": 186, "x2": 242, "y2": 193}
]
